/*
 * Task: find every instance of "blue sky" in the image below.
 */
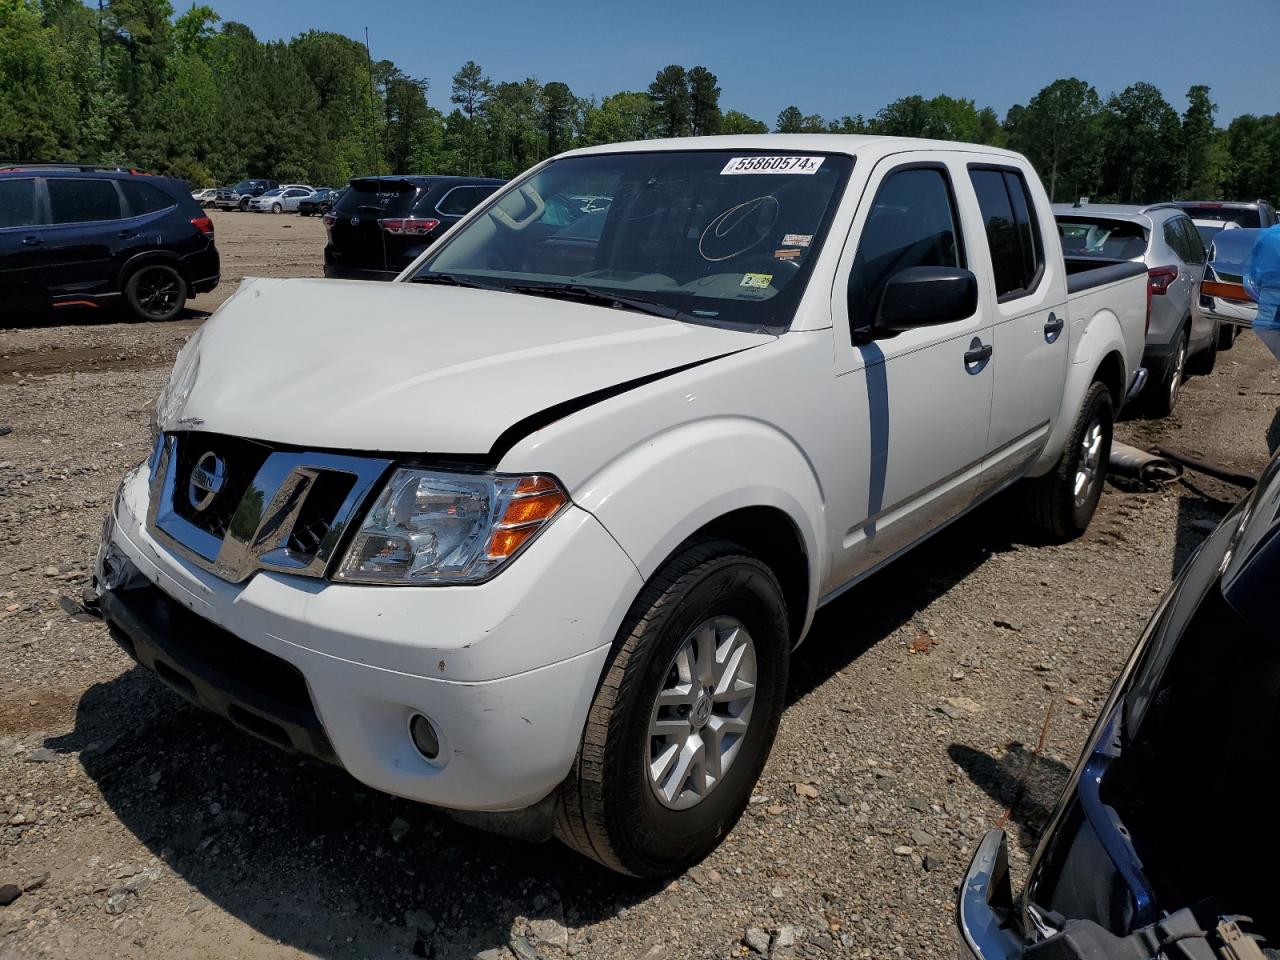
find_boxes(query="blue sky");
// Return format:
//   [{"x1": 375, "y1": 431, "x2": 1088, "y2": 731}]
[{"x1": 202, "y1": 0, "x2": 1279, "y2": 125}]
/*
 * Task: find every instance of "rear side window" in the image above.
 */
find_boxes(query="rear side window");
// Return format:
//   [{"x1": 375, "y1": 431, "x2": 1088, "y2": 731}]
[
  {"x1": 969, "y1": 167, "x2": 1044, "y2": 300},
  {"x1": 1176, "y1": 218, "x2": 1205, "y2": 265},
  {"x1": 848, "y1": 166, "x2": 964, "y2": 337},
  {"x1": 0, "y1": 179, "x2": 38, "y2": 228},
  {"x1": 47, "y1": 178, "x2": 122, "y2": 224},
  {"x1": 436, "y1": 186, "x2": 478, "y2": 217},
  {"x1": 335, "y1": 181, "x2": 419, "y2": 217},
  {"x1": 1057, "y1": 217, "x2": 1148, "y2": 260},
  {"x1": 119, "y1": 180, "x2": 176, "y2": 217}
]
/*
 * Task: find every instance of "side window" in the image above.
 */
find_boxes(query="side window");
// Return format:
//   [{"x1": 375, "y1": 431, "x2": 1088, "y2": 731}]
[
  {"x1": 47, "y1": 178, "x2": 122, "y2": 224},
  {"x1": 477, "y1": 186, "x2": 499, "y2": 201},
  {"x1": 286, "y1": 188, "x2": 308, "y2": 198},
  {"x1": 848, "y1": 166, "x2": 964, "y2": 337},
  {"x1": 118, "y1": 180, "x2": 175, "y2": 217},
  {"x1": 1163, "y1": 220, "x2": 1190, "y2": 263},
  {"x1": 437, "y1": 186, "x2": 478, "y2": 217},
  {"x1": 968, "y1": 167, "x2": 1044, "y2": 300},
  {"x1": 0, "y1": 179, "x2": 38, "y2": 229},
  {"x1": 1177, "y1": 218, "x2": 1206, "y2": 264}
]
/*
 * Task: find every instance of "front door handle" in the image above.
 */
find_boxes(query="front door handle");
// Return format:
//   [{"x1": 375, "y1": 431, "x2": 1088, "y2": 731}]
[
  {"x1": 964, "y1": 338, "x2": 993, "y2": 373},
  {"x1": 22, "y1": 236, "x2": 42, "y2": 246},
  {"x1": 117, "y1": 230, "x2": 138, "y2": 239},
  {"x1": 1044, "y1": 312, "x2": 1064, "y2": 342}
]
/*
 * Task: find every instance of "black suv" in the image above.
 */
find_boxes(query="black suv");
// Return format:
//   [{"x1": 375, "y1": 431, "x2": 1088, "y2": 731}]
[
  {"x1": 0, "y1": 169, "x2": 219, "y2": 321},
  {"x1": 323, "y1": 175, "x2": 503, "y2": 281},
  {"x1": 215, "y1": 178, "x2": 280, "y2": 212}
]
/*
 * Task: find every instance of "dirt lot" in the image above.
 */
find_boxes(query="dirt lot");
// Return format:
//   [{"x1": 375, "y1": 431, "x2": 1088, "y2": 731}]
[{"x1": 1, "y1": 211, "x2": 1277, "y2": 960}]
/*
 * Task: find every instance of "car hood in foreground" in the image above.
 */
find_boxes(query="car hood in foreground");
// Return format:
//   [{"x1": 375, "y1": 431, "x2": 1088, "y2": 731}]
[{"x1": 160, "y1": 277, "x2": 773, "y2": 456}]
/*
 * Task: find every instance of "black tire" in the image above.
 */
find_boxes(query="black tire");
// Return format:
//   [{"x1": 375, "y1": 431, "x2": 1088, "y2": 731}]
[
  {"x1": 1219, "y1": 323, "x2": 1238, "y2": 351},
  {"x1": 555, "y1": 539, "x2": 790, "y2": 877},
  {"x1": 124, "y1": 263, "x2": 186, "y2": 322},
  {"x1": 271, "y1": 202, "x2": 282, "y2": 214},
  {"x1": 1188, "y1": 324, "x2": 1218, "y2": 376},
  {"x1": 238, "y1": 196, "x2": 250, "y2": 211},
  {"x1": 1019, "y1": 380, "x2": 1114, "y2": 542},
  {"x1": 1146, "y1": 330, "x2": 1187, "y2": 418}
]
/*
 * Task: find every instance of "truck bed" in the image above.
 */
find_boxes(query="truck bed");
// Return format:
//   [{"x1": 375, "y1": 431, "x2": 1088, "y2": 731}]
[{"x1": 1064, "y1": 256, "x2": 1147, "y2": 294}]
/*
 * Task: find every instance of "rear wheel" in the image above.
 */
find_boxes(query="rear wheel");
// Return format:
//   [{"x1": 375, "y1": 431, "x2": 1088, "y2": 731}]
[
  {"x1": 124, "y1": 264, "x2": 186, "y2": 322},
  {"x1": 1147, "y1": 330, "x2": 1187, "y2": 418},
  {"x1": 555, "y1": 539, "x2": 790, "y2": 877},
  {"x1": 1019, "y1": 381, "x2": 1114, "y2": 542}
]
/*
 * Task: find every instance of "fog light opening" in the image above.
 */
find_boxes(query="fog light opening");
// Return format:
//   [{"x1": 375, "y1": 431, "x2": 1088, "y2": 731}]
[{"x1": 409, "y1": 713, "x2": 440, "y2": 761}]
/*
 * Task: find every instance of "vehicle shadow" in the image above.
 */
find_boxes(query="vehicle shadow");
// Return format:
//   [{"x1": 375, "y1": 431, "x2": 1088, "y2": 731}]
[
  {"x1": 1171, "y1": 483, "x2": 1236, "y2": 579},
  {"x1": 945, "y1": 742, "x2": 1072, "y2": 849},
  {"x1": 3, "y1": 305, "x2": 209, "y2": 330},
  {"x1": 789, "y1": 498, "x2": 1017, "y2": 706},
  {"x1": 46, "y1": 668, "x2": 655, "y2": 959}
]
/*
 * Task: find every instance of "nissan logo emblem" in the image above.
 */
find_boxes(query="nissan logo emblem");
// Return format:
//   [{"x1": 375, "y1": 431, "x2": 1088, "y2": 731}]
[{"x1": 189, "y1": 452, "x2": 226, "y2": 512}]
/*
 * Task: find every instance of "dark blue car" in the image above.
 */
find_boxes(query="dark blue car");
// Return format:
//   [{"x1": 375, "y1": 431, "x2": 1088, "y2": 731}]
[
  {"x1": 0, "y1": 167, "x2": 220, "y2": 321},
  {"x1": 958, "y1": 451, "x2": 1280, "y2": 957}
]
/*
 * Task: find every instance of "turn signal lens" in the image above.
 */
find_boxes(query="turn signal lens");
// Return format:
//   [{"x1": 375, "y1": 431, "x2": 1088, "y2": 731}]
[
  {"x1": 487, "y1": 526, "x2": 538, "y2": 559},
  {"x1": 499, "y1": 489, "x2": 568, "y2": 526}
]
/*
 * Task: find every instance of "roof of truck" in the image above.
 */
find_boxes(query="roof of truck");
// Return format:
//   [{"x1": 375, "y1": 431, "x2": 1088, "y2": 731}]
[{"x1": 561, "y1": 134, "x2": 1026, "y2": 162}]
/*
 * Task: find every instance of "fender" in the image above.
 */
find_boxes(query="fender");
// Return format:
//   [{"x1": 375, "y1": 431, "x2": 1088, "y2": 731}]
[
  {"x1": 116, "y1": 247, "x2": 186, "y2": 289},
  {"x1": 1030, "y1": 306, "x2": 1129, "y2": 477},
  {"x1": 569, "y1": 417, "x2": 827, "y2": 641}
]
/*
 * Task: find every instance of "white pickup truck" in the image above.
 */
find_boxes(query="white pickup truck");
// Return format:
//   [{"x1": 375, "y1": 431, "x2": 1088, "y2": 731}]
[{"x1": 95, "y1": 135, "x2": 1148, "y2": 877}]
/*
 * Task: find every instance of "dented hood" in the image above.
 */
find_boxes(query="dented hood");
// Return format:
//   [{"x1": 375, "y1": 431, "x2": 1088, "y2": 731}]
[{"x1": 164, "y1": 277, "x2": 772, "y2": 455}]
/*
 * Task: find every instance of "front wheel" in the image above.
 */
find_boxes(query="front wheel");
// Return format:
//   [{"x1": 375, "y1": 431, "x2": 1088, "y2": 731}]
[
  {"x1": 555, "y1": 540, "x2": 790, "y2": 877},
  {"x1": 238, "y1": 197, "x2": 250, "y2": 211},
  {"x1": 1146, "y1": 331, "x2": 1187, "y2": 418},
  {"x1": 271, "y1": 202, "x2": 282, "y2": 214},
  {"x1": 1188, "y1": 324, "x2": 1219, "y2": 375},
  {"x1": 1018, "y1": 381, "x2": 1114, "y2": 542}
]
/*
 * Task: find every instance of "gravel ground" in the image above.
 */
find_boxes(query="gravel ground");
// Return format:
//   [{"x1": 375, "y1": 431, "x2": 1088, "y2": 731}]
[{"x1": 2, "y1": 212, "x2": 1278, "y2": 959}]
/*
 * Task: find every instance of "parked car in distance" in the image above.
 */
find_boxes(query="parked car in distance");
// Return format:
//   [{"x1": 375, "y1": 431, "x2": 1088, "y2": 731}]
[
  {"x1": 1055, "y1": 202, "x2": 1214, "y2": 417},
  {"x1": 96, "y1": 136, "x2": 1147, "y2": 878},
  {"x1": 213, "y1": 178, "x2": 279, "y2": 211},
  {"x1": 1174, "y1": 198, "x2": 1278, "y2": 229},
  {"x1": 190, "y1": 187, "x2": 218, "y2": 207},
  {"x1": 958, "y1": 448, "x2": 1280, "y2": 960},
  {"x1": 1190, "y1": 216, "x2": 1239, "y2": 249},
  {"x1": 1200, "y1": 225, "x2": 1262, "y2": 351},
  {"x1": 322, "y1": 175, "x2": 503, "y2": 280},
  {"x1": 248, "y1": 185, "x2": 315, "y2": 214},
  {"x1": 0, "y1": 169, "x2": 218, "y2": 321},
  {"x1": 297, "y1": 187, "x2": 339, "y2": 217}
]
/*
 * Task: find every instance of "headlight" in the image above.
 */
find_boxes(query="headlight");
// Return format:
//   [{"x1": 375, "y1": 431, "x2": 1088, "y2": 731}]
[{"x1": 336, "y1": 469, "x2": 568, "y2": 584}]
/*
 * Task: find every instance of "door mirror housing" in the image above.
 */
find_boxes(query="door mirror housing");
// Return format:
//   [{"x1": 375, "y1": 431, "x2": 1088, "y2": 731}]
[{"x1": 873, "y1": 266, "x2": 978, "y2": 333}]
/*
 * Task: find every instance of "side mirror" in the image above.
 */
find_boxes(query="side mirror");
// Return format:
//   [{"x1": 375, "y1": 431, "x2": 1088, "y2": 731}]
[{"x1": 875, "y1": 266, "x2": 978, "y2": 333}]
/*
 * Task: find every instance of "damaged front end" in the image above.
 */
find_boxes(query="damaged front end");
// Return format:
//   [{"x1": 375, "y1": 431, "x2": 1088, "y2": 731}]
[{"x1": 959, "y1": 453, "x2": 1280, "y2": 959}]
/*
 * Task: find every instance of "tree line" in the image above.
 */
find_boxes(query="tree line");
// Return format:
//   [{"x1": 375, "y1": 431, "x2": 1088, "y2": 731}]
[{"x1": 3, "y1": 0, "x2": 1278, "y2": 205}]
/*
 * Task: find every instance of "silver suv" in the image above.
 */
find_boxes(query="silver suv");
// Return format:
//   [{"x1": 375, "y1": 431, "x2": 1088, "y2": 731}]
[{"x1": 1054, "y1": 202, "x2": 1214, "y2": 416}]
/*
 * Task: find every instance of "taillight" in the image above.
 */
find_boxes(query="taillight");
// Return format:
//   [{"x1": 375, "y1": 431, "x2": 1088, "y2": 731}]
[
  {"x1": 1145, "y1": 275, "x2": 1152, "y2": 336},
  {"x1": 322, "y1": 213, "x2": 336, "y2": 227},
  {"x1": 377, "y1": 217, "x2": 440, "y2": 236},
  {"x1": 1147, "y1": 265, "x2": 1178, "y2": 295},
  {"x1": 191, "y1": 216, "x2": 214, "y2": 236}
]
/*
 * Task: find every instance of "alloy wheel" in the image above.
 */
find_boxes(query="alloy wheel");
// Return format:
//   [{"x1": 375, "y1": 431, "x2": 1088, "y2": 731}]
[
  {"x1": 135, "y1": 268, "x2": 181, "y2": 318},
  {"x1": 647, "y1": 616, "x2": 757, "y2": 811},
  {"x1": 1073, "y1": 417, "x2": 1105, "y2": 509}
]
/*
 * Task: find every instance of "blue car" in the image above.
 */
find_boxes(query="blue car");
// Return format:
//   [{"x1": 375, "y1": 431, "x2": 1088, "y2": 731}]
[{"x1": 958, "y1": 448, "x2": 1280, "y2": 958}]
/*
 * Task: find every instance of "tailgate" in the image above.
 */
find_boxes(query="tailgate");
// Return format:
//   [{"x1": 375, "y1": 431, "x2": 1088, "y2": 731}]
[{"x1": 327, "y1": 179, "x2": 420, "y2": 271}]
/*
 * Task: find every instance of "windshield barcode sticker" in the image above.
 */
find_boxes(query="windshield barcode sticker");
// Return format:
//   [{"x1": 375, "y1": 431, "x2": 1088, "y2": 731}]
[{"x1": 721, "y1": 156, "x2": 825, "y2": 176}]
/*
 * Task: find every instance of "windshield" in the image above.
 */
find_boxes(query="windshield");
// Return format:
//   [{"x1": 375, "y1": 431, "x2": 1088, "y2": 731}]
[
  {"x1": 233, "y1": 180, "x2": 256, "y2": 192},
  {"x1": 1195, "y1": 223, "x2": 1230, "y2": 246},
  {"x1": 411, "y1": 150, "x2": 854, "y2": 330},
  {"x1": 335, "y1": 179, "x2": 419, "y2": 217},
  {"x1": 1057, "y1": 217, "x2": 1149, "y2": 260}
]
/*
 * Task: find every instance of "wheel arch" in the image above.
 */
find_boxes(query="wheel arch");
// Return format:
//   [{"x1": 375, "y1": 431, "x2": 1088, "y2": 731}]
[
  {"x1": 116, "y1": 249, "x2": 187, "y2": 293},
  {"x1": 1092, "y1": 348, "x2": 1126, "y2": 408}
]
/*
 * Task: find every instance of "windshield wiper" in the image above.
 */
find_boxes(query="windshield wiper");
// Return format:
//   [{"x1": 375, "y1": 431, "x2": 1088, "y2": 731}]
[
  {"x1": 504, "y1": 283, "x2": 690, "y2": 321},
  {"x1": 409, "y1": 272, "x2": 504, "y2": 291}
]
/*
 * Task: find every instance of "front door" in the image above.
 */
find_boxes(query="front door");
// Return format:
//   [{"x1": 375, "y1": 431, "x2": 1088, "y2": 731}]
[{"x1": 830, "y1": 155, "x2": 994, "y2": 584}]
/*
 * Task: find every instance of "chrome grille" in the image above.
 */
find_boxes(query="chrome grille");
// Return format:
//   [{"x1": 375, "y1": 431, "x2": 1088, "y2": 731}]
[{"x1": 147, "y1": 432, "x2": 390, "y2": 583}]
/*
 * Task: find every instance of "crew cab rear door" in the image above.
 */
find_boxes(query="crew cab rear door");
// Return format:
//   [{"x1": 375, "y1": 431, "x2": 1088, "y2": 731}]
[
  {"x1": 965, "y1": 163, "x2": 1069, "y2": 493},
  {"x1": 829, "y1": 152, "x2": 994, "y2": 580}
]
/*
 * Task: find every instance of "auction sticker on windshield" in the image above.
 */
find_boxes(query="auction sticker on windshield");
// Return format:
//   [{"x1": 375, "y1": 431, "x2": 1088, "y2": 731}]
[{"x1": 721, "y1": 156, "x2": 826, "y2": 175}]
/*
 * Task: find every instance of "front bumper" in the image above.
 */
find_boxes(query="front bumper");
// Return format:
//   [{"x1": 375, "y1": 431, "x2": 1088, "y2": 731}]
[{"x1": 100, "y1": 463, "x2": 644, "y2": 811}]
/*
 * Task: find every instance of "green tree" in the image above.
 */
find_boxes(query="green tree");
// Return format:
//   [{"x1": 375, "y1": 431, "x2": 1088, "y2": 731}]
[
  {"x1": 0, "y1": 0, "x2": 78, "y2": 161},
  {"x1": 1098, "y1": 82, "x2": 1182, "y2": 203},
  {"x1": 581, "y1": 91, "x2": 654, "y2": 145},
  {"x1": 1004, "y1": 78, "x2": 1102, "y2": 202},
  {"x1": 648, "y1": 64, "x2": 690, "y2": 138},
  {"x1": 687, "y1": 65, "x2": 721, "y2": 136},
  {"x1": 1222, "y1": 113, "x2": 1280, "y2": 204},
  {"x1": 775, "y1": 105, "x2": 825, "y2": 133},
  {"x1": 450, "y1": 59, "x2": 490, "y2": 174},
  {"x1": 721, "y1": 110, "x2": 768, "y2": 134},
  {"x1": 541, "y1": 80, "x2": 575, "y2": 156},
  {"x1": 1180, "y1": 84, "x2": 1218, "y2": 197}
]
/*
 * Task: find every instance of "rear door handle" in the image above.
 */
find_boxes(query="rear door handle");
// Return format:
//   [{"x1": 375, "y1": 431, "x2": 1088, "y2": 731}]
[
  {"x1": 1044, "y1": 312, "x2": 1064, "y2": 342},
  {"x1": 964, "y1": 338, "x2": 993, "y2": 373},
  {"x1": 22, "y1": 236, "x2": 42, "y2": 246}
]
